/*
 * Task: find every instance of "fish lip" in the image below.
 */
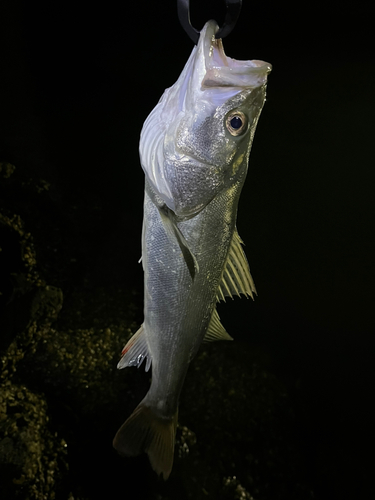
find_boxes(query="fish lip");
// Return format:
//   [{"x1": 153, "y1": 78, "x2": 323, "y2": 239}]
[
  {"x1": 201, "y1": 21, "x2": 229, "y2": 69},
  {"x1": 199, "y1": 20, "x2": 272, "y2": 90}
]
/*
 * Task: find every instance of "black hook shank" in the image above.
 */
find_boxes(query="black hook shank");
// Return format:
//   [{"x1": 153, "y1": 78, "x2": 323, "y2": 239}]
[{"x1": 177, "y1": 0, "x2": 242, "y2": 45}]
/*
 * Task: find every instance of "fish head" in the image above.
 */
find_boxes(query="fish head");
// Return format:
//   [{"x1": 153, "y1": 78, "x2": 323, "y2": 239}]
[{"x1": 140, "y1": 21, "x2": 271, "y2": 218}]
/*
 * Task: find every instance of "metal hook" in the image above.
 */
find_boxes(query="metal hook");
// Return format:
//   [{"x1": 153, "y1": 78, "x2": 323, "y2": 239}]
[{"x1": 177, "y1": 0, "x2": 243, "y2": 45}]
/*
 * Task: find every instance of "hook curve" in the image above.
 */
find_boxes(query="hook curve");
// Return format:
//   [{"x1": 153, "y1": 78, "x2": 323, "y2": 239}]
[{"x1": 177, "y1": 0, "x2": 242, "y2": 45}]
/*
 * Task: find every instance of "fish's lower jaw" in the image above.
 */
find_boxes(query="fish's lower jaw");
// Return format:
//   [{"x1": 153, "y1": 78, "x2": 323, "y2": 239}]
[{"x1": 113, "y1": 402, "x2": 178, "y2": 480}]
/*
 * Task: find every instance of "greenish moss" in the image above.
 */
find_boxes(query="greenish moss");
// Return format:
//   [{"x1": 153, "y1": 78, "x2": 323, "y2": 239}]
[
  {"x1": 0, "y1": 382, "x2": 68, "y2": 500},
  {"x1": 0, "y1": 163, "x2": 312, "y2": 499}
]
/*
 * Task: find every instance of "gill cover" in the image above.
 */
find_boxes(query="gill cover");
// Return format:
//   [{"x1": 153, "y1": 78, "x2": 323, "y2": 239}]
[{"x1": 139, "y1": 21, "x2": 271, "y2": 214}]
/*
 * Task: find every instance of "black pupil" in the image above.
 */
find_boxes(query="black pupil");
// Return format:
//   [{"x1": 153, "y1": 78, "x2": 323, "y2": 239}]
[{"x1": 230, "y1": 116, "x2": 242, "y2": 129}]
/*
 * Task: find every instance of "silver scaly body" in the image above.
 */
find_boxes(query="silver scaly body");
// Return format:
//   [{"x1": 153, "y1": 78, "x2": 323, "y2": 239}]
[{"x1": 113, "y1": 21, "x2": 271, "y2": 479}]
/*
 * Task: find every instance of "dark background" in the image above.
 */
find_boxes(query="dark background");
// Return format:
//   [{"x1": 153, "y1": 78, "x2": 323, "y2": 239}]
[{"x1": 1, "y1": 0, "x2": 374, "y2": 498}]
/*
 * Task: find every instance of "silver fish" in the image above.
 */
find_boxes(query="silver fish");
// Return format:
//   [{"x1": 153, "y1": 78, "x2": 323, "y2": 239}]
[{"x1": 113, "y1": 20, "x2": 271, "y2": 479}]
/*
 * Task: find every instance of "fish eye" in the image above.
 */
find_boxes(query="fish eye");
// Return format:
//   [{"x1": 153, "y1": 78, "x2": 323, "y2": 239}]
[{"x1": 225, "y1": 111, "x2": 248, "y2": 136}]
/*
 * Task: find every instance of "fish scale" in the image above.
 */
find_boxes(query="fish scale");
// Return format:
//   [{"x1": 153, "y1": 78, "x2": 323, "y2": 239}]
[{"x1": 113, "y1": 20, "x2": 271, "y2": 479}]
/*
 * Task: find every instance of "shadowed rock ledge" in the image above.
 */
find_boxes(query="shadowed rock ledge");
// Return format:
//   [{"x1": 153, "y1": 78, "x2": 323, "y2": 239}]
[{"x1": 0, "y1": 162, "x2": 312, "y2": 499}]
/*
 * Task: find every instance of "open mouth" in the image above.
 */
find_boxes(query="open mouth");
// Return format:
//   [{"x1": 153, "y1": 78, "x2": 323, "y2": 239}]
[{"x1": 200, "y1": 21, "x2": 272, "y2": 90}]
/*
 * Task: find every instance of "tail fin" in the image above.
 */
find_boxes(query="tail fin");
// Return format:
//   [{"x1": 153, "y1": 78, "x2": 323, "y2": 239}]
[{"x1": 113, "y1": 403, "x2": 178, "y2": 480}]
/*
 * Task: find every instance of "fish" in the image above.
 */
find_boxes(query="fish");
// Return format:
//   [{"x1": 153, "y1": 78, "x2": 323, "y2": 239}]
[{"x1": 113, "y1": 20, "x2": 271, "y2": 479}]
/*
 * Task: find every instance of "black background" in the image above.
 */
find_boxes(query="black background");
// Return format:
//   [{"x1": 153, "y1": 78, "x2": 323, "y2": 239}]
[{"x1": 1, "y1": 0, "x2": 374, "y2": 498}]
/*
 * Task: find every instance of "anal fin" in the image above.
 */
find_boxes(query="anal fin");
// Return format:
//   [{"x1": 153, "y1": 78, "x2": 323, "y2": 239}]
[
  {"x1": 204, "y1": 308, "x2": 233, "y2": 342},
  {"x1": 118, "y1": 324, "x2": 151, "y2": 372},
  {"x1": 217, "y1": 229, "x2": 257, "y2": 302}
]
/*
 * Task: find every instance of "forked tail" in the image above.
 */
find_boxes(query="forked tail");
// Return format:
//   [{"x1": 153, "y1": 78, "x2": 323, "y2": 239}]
[{"x1": 113, "y1": 402, "x2": 178, "y2": 480}]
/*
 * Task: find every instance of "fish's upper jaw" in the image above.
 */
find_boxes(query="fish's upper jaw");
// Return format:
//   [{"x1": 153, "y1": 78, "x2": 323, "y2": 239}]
[
  {"x1": 200, "y1": 20, "x2": 272, "y2": 91},
  {"x1": 209, "y1": 36, "x2": 226, "y2": 66}
]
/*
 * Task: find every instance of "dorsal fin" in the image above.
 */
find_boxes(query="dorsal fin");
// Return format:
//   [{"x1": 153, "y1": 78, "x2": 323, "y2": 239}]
[
  {"x1": 217, "y1": 229, "x2": 257, "y2": 302},
  {"x1": 117, "y1": 325, "x2": 152, "y2": 372},
  {"x1": 204, "y1": 308, "x2": 233, "y2": 342}
]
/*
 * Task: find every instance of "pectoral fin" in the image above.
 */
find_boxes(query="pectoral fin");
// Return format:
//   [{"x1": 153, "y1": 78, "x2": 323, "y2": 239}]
[
  {"x1": 159, "y1": 205, "x2": 199, "y2": 281},
  {"x1": 217, "y1": 229, "x2": 257, "y2": 302},
  {"x1": 145, "y1": 178, "x2": 199, "y2": 280}
]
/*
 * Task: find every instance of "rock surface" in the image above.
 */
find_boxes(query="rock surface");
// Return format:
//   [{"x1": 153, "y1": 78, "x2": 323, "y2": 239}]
[{"x1": 0, "y1": 162, "x2": 312, "y2": 499}]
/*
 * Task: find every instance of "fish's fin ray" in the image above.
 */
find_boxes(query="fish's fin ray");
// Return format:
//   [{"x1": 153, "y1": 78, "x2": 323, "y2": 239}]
[
  {"x1": 159, "y1": 206, "x2": 199, "y2": 281},
  {"x1": 216, "y1": 285, "x2": 226, "y2": 302},
  {"x1": 117, "y1": 325, "x2": 151, "y2": 372},
  {"x1": 204, "y1": 308, "x2": 233, "y2": 342},
  {"x1": 217, "y1": 229, "x2": 257, "y2": 301},
  {"x1": 113, "y1": 403, "x2": 178, "y2": 480},
  {"x1": 221, "y1": 275, "x2": 233, "y2": 299}
]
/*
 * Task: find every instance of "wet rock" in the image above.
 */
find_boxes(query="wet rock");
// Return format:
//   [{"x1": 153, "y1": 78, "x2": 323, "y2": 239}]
[
  {"x1": 0, "y1": 161, "x2": 312, "y2": 499},
  {"x1": 0, "y1": 187, "x2": 64, "y2": 379},
  {"x1": 222, "y1": 476, "x2": 256, "y2": 500},
  {"x1": 0, "y1": 382, "x2": 68, "y2": 500},
  {"x1": 152, "y1": 342, "x2": 312, "y2": 500},
  {"x1": 0, "y1": 208, "x2": 42, "y2": 353},
  {"x1": 0, "y1": 168, "x2": 69, "y2": 498},
  {"x1": 0, "y1": 161, "x2": 142, "y2": 499},
  {"x1": 0, "y1": 161, "x2": 16, "y2": 179}
]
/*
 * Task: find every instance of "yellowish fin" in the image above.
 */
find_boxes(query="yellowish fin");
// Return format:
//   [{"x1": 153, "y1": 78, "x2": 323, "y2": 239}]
[
  {"x1": 217, "y1": 228, "x2": 257, "y2": 302},
  {"x1": 113, "y1": 403, "x2": 178, "y2": 480},
  {"x1": 203, "y1": 308, "x2": 233, "y2": 342}
]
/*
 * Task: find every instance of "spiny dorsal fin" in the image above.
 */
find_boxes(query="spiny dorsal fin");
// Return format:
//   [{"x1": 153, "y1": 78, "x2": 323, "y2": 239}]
[
  {"x1": 204, "y1": 308, "x2": 233, "y2": 342},
  {"x1": 217, "y1": 229, "x2": 257, "y2": 302},
  {"x1": 118, "y1": 324, "x2": 151, "y2": 372}
]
